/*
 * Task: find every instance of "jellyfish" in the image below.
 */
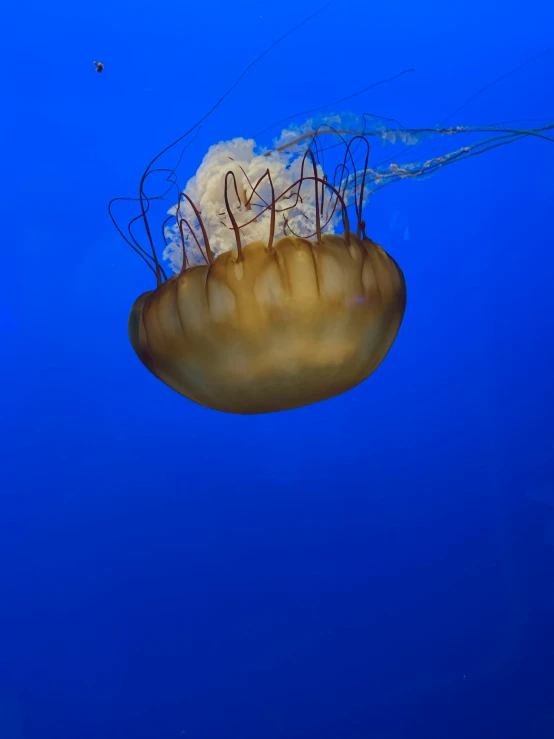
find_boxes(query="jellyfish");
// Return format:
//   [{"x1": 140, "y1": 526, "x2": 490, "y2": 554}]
[
  {"x1": 126, "y1": 125, "x2": 410, "y2": 414},
  {"x1": 111, "y1": 26, "x2": 553, "y2": 415}
]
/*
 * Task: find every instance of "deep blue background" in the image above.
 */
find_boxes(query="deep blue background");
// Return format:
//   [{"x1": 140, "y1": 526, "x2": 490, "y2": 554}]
[{"x1": 1, "y1": 0, "x2": 554, "y2": 737}]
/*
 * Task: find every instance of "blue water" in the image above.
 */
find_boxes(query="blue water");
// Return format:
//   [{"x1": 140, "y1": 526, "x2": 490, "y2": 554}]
[{"x1": 1, "y1": 1, "x2": 553, "y2": 737}]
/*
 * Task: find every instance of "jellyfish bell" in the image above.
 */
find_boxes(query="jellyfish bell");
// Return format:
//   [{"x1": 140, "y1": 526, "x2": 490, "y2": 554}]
[{"x1": 129, "y1": 232, "x2": 406, "y2": 414}]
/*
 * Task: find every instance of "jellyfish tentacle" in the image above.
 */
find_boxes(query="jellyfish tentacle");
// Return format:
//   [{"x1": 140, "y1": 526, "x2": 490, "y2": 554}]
[
  {"x1": 179, "y1": 192, "x2": 214, "y2": 265},
  {"x1": 224, "y1": 172, "x2": 243, "y2": 261}
]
